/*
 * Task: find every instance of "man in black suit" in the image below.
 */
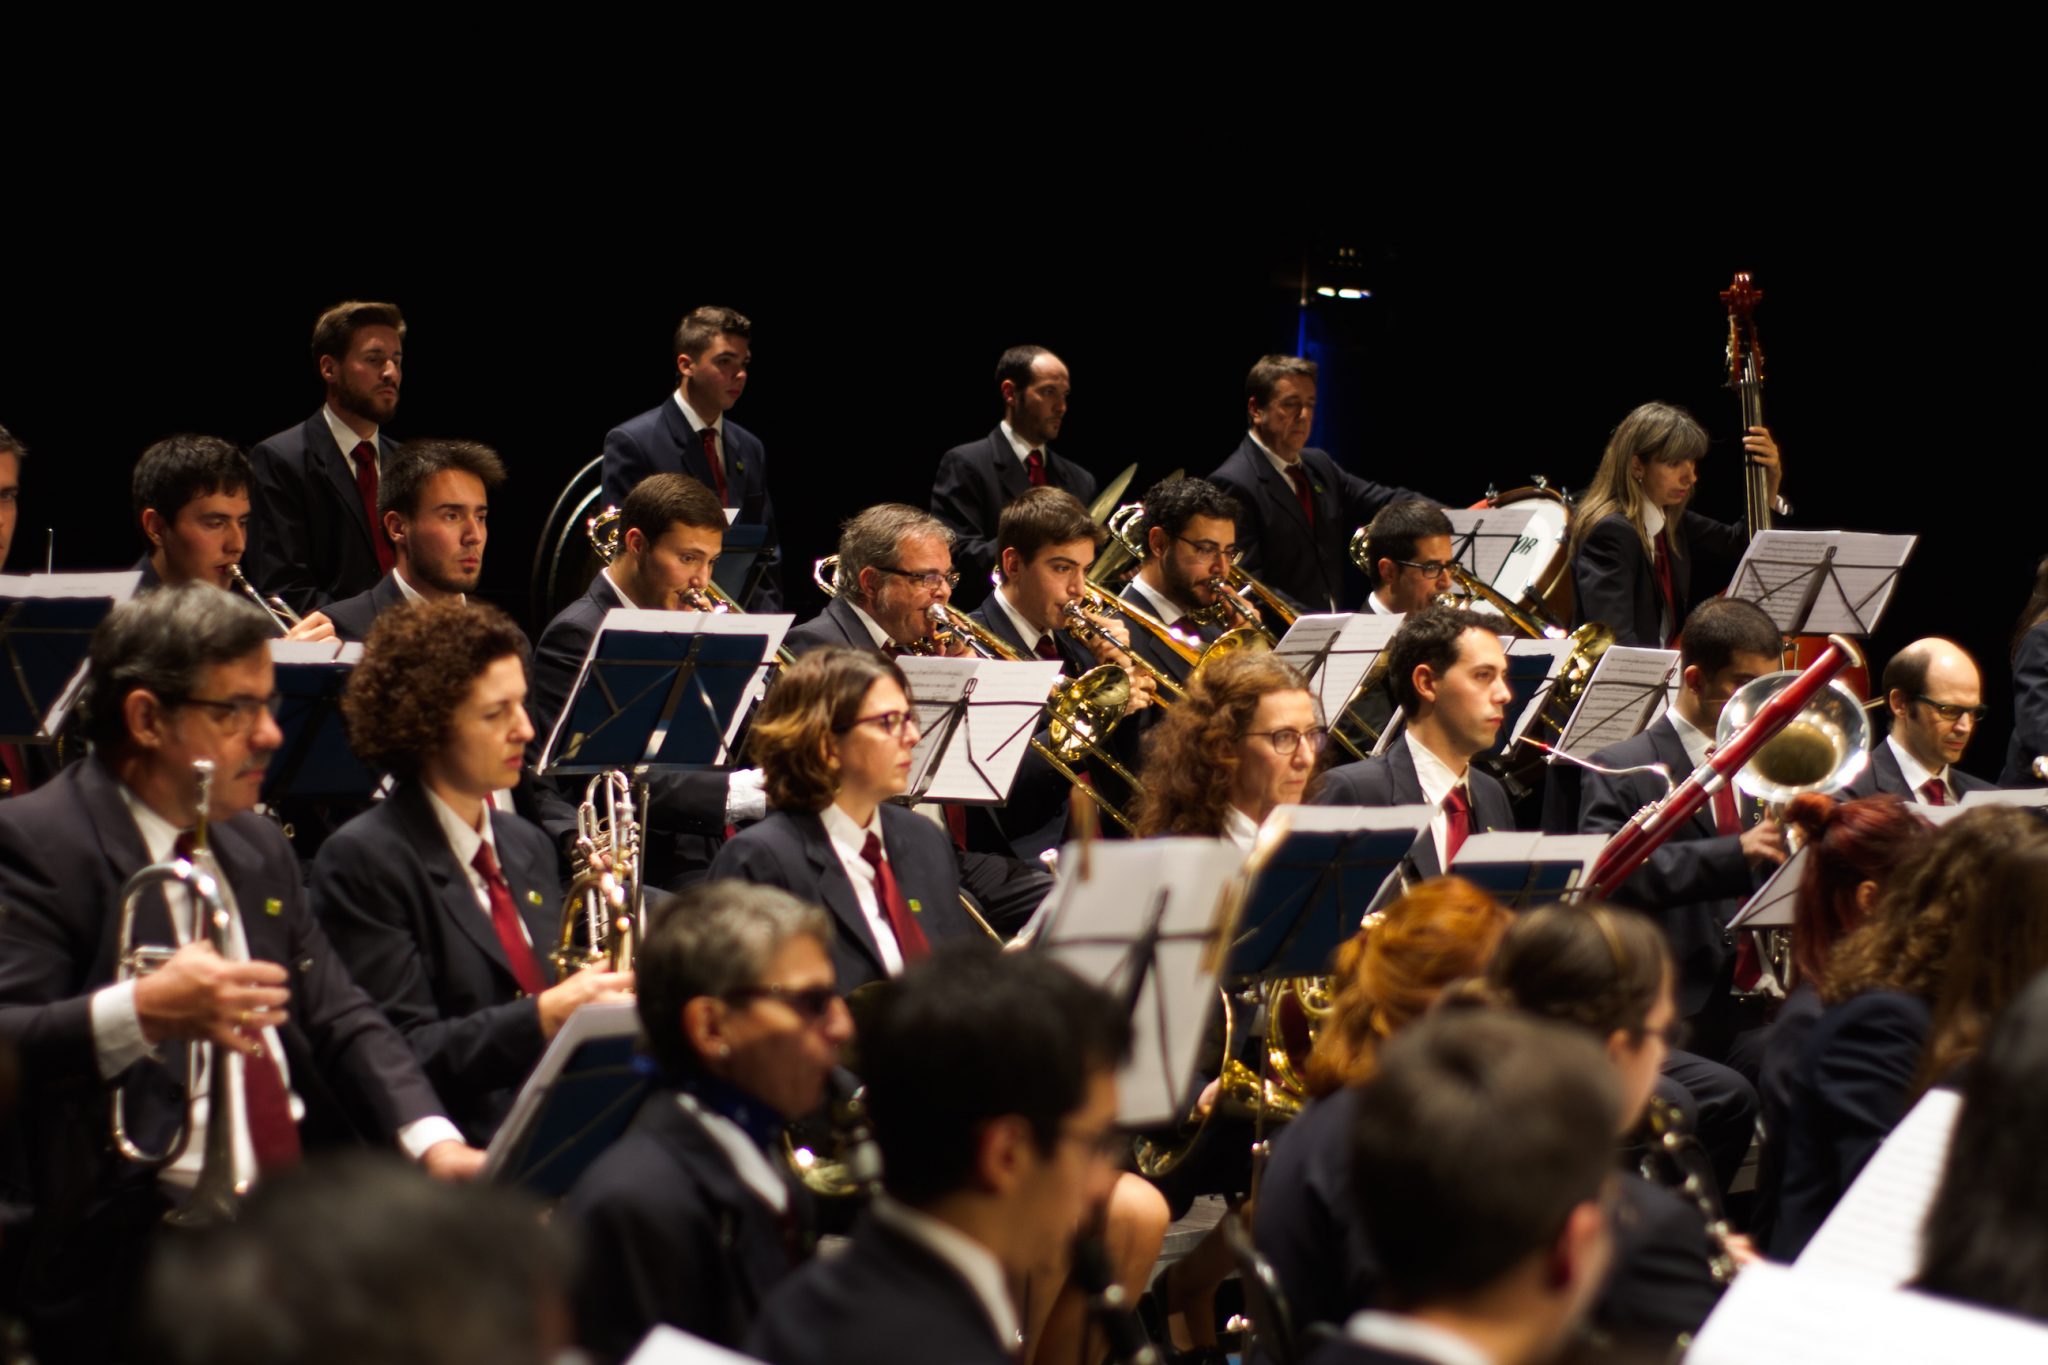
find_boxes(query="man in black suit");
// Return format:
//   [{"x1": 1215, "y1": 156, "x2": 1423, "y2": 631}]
[
  {"x1": 0, "y1": 586, "x2": 479, "y2": 1364},
  {"x1": 130, "y1": 433, "x2": 254, "y2": 594},
  {"x1": 1843, "y1": 637, "x2": 1993, "y2": 805},
  {"x1": 600, "y1": 305, "x2": 783, "y2": 610},
  {"x1": 931, "y1": 345, "x2": 1097, "y2": 606},
  {"x1": 1357, "y1": 498, "x2": 1458, "y2": 617},
  {"x1": 311, "y1": 599, "x2": 632, "y2": 1146},
  {"x1": 1314, "y1": 605, "x2": 1517, "y2": 880},
  {"x1": 748, "y1": 947, "x2": 1130, "y2": 1365},
  {"x1": 1299, "y1": 1011, "x2": 1620, "y2": 1365},
  {"x1": 324, "y1": 439, "x2": 506, "y2": 643},
  {"x1": 784, "y1": 502, "x2": 966, "y2": 658},
  {"x1": 246, "y1": 300, "x2": 405, "y2": 613},
  {"x1": 1115, "y1": 476, "x2": 1242, "y2": 687},
  {"x1": 1207, "y1": 355, "x2": 1432, "y2": 615},
  {"x1": 529, "y1": 474, "x2": 759, "y2": 891}
]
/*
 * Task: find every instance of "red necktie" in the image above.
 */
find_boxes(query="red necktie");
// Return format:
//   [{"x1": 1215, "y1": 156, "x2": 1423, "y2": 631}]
[
  {"x1": 861, "y1": 832, "x2": 929, "y2": 963},
  {"x1": 1285, "y1": 464, "x2": 1315, "y2": 526},
  {"x1": 1920, "y1": 778, "x2": 1948, "y2": 806},
  {"x1": 1025, "y1": 450, "x2": 1047, "y2": 487},
  {"x1": 173, "y1": 834, "x2": 301, "y2": 1172},
  {"x1": 353, "y1": 442, "x2": 395, "y2": 574},
  {"x1": 0, "y1": 742, "x2": 28, "y2": 797},
  {"x1": 1035, "y1": 633, "x2": 1062, "y2": 662},
  {"x1": 1442, "y1": 785, "x2": 1471, "y2": 864},
  {"x1": 700, "y1": 426, "x2": 728, "y2": 505},
  {"x1": 1651, "y1": 531, "x2": 1677, "y2": 644},
  {"x1": 472, "y1": 842, "x2": 549, "y2": 996}
]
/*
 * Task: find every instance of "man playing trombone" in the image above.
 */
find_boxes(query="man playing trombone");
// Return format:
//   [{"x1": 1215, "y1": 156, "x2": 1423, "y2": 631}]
[
  {"x1": 0, "y1": 586, "x2": 479, "y2": 1364},
  {"x1": 1116, "y1": 476, "x2": 1246, "y2": 687}
]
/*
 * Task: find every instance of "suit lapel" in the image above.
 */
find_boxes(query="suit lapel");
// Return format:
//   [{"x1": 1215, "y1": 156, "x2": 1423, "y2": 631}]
[
  {"x1": 799, "y1": 813, "x2": 886, "y2": 973},
  {"x1": 372, "y1": 571, "x2": 408, "y2": 617},
  {"x1": 1245, "y1": 437, "x2": 1314, "y2": 536},
  {"x1": 990, "y1": 428, "x2": 1029, "y2": 502},
  {"x1": 827, "y1": 597, "x2": 871, "y2": 649},
  {"x1": 1646, "y1": 720, "x2": 1718, "y2": 839},
  {"x1": 391, "y1": 781, "x2": 528, "y2": 989},
  {"x1": 968, "y1": 598, "x2": 1030, "y2": 659},
  {"x1": 1871, "y1": 742, "x2": 1909, "y2": 797},
  {"x1": 492, "y1": 812, "x2": 563, "y2": 986},
  {"x1": 659, "y1": 396, "x2": 713, "y2": 486},
  {"x1": 1385, "y1": 743, "x2": 1441, "y2": 880},
  {"x1": 309, "y1": 411, "x2": 375, "y2": 548}
]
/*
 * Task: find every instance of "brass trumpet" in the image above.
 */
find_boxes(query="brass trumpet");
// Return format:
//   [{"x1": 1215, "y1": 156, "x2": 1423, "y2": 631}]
[
  {"x1": 1064, "y1": 594, "x2": 1191, "y2": 706},
  {"x1": 555, "y1": 771, "x2": 642, "y2": 974},
  {"x1": 227, "y1": 564, "x2": 302, "y2": 636}
]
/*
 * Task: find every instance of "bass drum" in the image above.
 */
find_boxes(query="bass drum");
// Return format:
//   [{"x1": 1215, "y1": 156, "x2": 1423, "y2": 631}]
[
  {"x1": 1471, "y1": 484, "x2": 1574, "y2": 623},
  {"x1": 529, "y1": 457, "x2": 606, "y2": 638}
]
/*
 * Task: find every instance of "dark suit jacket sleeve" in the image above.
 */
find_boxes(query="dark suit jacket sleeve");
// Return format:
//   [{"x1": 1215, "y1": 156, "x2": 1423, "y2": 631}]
[
  {"x1": 1330, "y1": 461, "x2": 1431, "y2": 527},
  {"x1": 1575, "y1": 517, "x2": 1657, "y2": 648},
  {"x1": 307, "y1": 820, "x2": 548, "y2": 1101},
  {"x1": 1310, "y1": 762, "x2": 1382, "y2": 806},
  {"x1": 1600, "y1": 1174, "x2": 1723, "y2": 1335},
  {"x1": 706, "y1": 824, "x2": 794, "y2": 892},
  {"x1": 2009, "y1": 624, "x2": 2048, "y2": 784},
  {"x1": 930, "y1": 447, "x2": 998, "y2": 590},
  {"x1": 1579, "y1": 767, "x2": 1750, "y2": 912},
  {"x1": 1807, "y1": 995, "x2": 1925, "y2": 1205},
  {"x1": 569, "y1": 1168, "x2": 726, "y2": 1362},
  {"x1": 601, "y1": 421, "x2": 657, "y2": 512},
  {"x1": 0, "y1": 813, "x2": 103, "y2": 1083},
  {"x1": 1680, "y1": 508, "x2": 1750, "y2": 601},
  {"x1": 247, "y1": 432, "x2": 329, "y2": 611},
  {"x1": 733, "y1": 426, "x2": 786, "y2": 613}
]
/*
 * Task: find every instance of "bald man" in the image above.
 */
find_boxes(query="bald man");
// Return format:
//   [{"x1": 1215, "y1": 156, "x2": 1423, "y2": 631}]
[{"x1": 1843, "y1": 638, "x2": 1995, "y2": 804}]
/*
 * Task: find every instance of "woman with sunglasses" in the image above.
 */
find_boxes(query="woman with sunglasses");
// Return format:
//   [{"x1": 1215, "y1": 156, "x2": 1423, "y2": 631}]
[
  {"x1": 707, "y1": 647, "x2": 975, "y2": 992},
  {"x1": 560, "y1": 880, "x2": 854, "y2": 1360}
]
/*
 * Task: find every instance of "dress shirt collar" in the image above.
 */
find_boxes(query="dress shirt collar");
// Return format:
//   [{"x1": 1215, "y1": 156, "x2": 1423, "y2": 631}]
[
  {"x1": 1128, "y1": 573, "x2": 1190, "y2": 624},
  {"x1": 1365, "y1": 589, "x2": 1401, "y2": 616},
  {"x1": 998, "y1": 419, "x2": 1042, "y2": 466},
  {"x1": 322, "y1": 404, "x2": 378, "y2": 470},
  {"x1": 1404, "y1": 726, "x2": 1468, "y2": 800},
  {"x1": 424, "y1": 783, "x2": 498, "y2": 869},
  {"x1": 870, "y1": 1195, "x2": 1022, "y2": 1354},
  {"x1": 1248, "y1": 429, "x2": 1302, "y2": 478},
  {"x1": 598, "y1": 566, "x2": 637, "y2": 610},
  {"x1": 1223, "y1": 806, "x2": 1261, "y2": 852},
  {"x1": 391, "y1": 566, "x2": 461, "y2": 607},
  {"x1": 991, "y1": 586, "x2": 1051, "y2": 655},
  {"x1": 1343, "y1": 1309, "x2": 1498, "y2": 1365},
  {"x1": 118, "y1": 780, "x2": 190, "y2": 865},
  {"x1": 675, "y1": 1090, "x2": 792, "y2": 1215},
  {"x1": 1886, "y1": 732, "x2": 1952, "y2": 802},
  {"x1": 1667, "y1": 706, "x2": 1715, "y2": 773},
  {"x1": 1642, "y1": 501, "x2": 1668, "y2": 541},
  {"x1": 820, "y1": 800, "x2": 885, "y2": 862},
  {"x1": 672, "y1": 388, "x2": 722, "y2": 440},
  {"x1": 846, "y1": 599, "x2": 898, "y2": 650}
]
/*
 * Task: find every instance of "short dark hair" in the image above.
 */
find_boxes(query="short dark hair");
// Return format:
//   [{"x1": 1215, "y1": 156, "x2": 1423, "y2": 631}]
[
  {"x1": 637, "y1": 881, "x2": 833, "y2": 1084},
  {"x1": 1245, "y1": 354, "x2": 1319, "y2": 411},
  {"x1": 620, "y1": 472, "x2": 725, "y2": 548},
  {"x1": 862, "y1": 945, "x2": 1131, "y2": 1207},
  {"x1": 1678, "y1": 597, "x2": 1781, "y2": 676},
  {"x1": 834, "y1": 504, "x2": 953, "y2": 602},
  {"x1": 311, "y1": 300, "x2": 406, "y2": 365},
  {"x1": 342, "y1": 600, "x2": 531, "y2": 778},
  {"x1": 1473, "y1": 902, "x2": 1672, "y2": 1038},
  {"x1": 81, "y1": 584, "x2": 274, "y2": 753},
  {"x1": 131, "y1": 433, "x2": 252, "y2": 523},
  {"x1": 1350, "y1": 1010, "x2": 1620, "y2": 1309},
  {"x1": 1362, "y1": 499, "x2": 1455, "y2": 586},
  {"x1": 0, "y1": 422, "x2": 24, "y2": 461},
  {"x1": 377, "y1": 439, "x2": 506, "y2": 521},
  {"x1": 1384, "y1": 604, "x2": 1501, "y2": 714},
  {"x1": 996, "y1": 345, "x2": 1054, "y2": 393},
  {"x1": 996, "y1": 486, "x2": 1102, "y2": 567},
  {"x1": 745, "y1": 647, "x2": 909, "y2": 812},
  {"x1": 674, "y1": 305, "x2": 752, "y2": 362},
  {"x1": 142, "y1": 1152, "x2": 568, "y2": 1365},
  {"x1": 1138, "y1": 477, "x2": 1242, "y2": 559}
]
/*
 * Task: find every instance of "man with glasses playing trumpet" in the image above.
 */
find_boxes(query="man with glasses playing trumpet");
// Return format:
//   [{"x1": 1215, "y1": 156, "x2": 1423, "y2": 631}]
[
  {"x1": 1116, "y1": 476, "x2": 1251, "y2": 687},
  {"x1": 0, "y1": 586, "x2": 478, "y2": 1364},
  {"x1": 528, "y1": 473, "x2": 769, "y2": 891}
]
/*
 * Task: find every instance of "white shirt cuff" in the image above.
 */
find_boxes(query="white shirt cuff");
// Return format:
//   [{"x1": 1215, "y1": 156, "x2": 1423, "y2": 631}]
[
  {"x1": 725, "y1": 768, "x2": 769, "y2": 824},
  {"x1": 91, "y1": 979, "x2": 153, "y2": 1080},
  {"x1": 397, "y1": 1116, "x2": 466, "y2": 1161}
]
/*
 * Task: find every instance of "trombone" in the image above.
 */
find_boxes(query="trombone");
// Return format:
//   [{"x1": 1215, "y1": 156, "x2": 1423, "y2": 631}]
[
  {"x1": 111, "y1": 758, "x2": 243, "y2": 1226},
  {"x1": 1064, "y1": 593, "x2": 1191, "y2": 706},
  {"x1": 589, "y1": 505, "x2": 792, "y2": 664}
]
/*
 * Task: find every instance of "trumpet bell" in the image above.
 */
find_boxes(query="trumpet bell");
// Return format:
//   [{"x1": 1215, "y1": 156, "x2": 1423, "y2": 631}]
[
  {"x1": 1197, "y1": 625, "x2": 1273, "y2": 669},
  {"x1": 1715, "y1": 673, "x2": 1870, "y2": 806},
  {"x1": 1047, "y1": 666, "x2": 1130, "y2": 763}
]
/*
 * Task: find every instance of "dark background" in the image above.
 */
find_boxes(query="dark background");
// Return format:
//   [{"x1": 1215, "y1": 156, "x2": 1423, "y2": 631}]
[{"x1": 2, "y1": 208, "x2": 2029, "y2": 778}]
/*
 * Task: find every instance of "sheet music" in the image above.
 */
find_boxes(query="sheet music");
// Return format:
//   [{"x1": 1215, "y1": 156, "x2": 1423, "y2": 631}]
[
  {"x1": 1728, "y1": 843, "x2": 1809, "y2": 930},
  {"x1": 627, "y1": 1327, "x2": 759, "y2": 1365},
  {"x1": 1274, "y1": 613, "x2": 1404, "y2": 727},
  {"x1": 1, "y1": 570, "x2": 149, "y2": 739},
  {"x1": 1728, "y1": 531, "x2": 1917, "y2": 635},
  {"x1": 0, "y1": 569, "x2": 145, "y2": 600},
  {"x1": 268, "y1": 639, "x2": 363, "y2": 665},
  {"x1": 1450, "y1": 831, "x2": 1608, "y2": 868},
  {"x1": 1556, "y1": 646, "x2": 1678, "y2": 758},
  {"x1": 1795, "y1": 1089, "x2": 1962, "y2": 1288},
  {"x1": 1443, "y1": 505, "x2": 1551, "y2": 586},
  {"x1": 1688, "y1": 1261, "x2": 2048, "y2": 1365},
  {"x1": 892, "y1": 656, "x2": 1064, "y2": 803}
]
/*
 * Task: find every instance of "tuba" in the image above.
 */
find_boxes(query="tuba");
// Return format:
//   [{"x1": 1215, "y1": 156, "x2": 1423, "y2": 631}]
[
  {"x1": 111, "y1": 758, "x2": 244, "y2": 1226},
  {"x1": 555, "y1": 771, "x2": 643, "y2": 974}
]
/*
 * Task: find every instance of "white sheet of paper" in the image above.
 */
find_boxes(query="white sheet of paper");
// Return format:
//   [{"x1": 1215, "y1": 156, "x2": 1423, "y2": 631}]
[
  {"x1": 481, "y1": 1002, "x2": 640, "y2": 1181},
  {"x1": 892, "y1": 655, "x2": 1065, "y2": 803},
  {"x1": 0, "y1": 569, "x2": 145, "y2": 600},
  {"x1": 1959, "y1": 786, "x2": 2048, "y2": 809},
  {"x1": 1557, "y1": 646, "x2": 1679, "y2": 758},
  {"x1": 1689, "y1": 1259, "x2": 2048, "y2": 1364},
  {"x1": 1443, "y1": 505, "x2": 1554, "y2": 587},
  {"x1": 627, "y1": 1325, "x2": 761, "y2": 1364},
  {"x1": 1035, "y1": 839, "x2": 1248, "y2": 1126},
  {"x1": 1275, "y1": 613, "x2": 1404, "y2": 727},
  {"x1": 1728, "y1": 531, "x2": 1917, "y2": 635},
  {"x1": 1450, "y1": 831, "x2": 1608, "y2": 868},
  {"x1": 268, "y1": 639, "x2": 363, "y2": 665},
  {"x1": 1729, "y1": 843, "x2": 1809, "y2": 930},
  {"x1": 1794, "y1": 1089, "x2": 1963, "y2": 1289}
]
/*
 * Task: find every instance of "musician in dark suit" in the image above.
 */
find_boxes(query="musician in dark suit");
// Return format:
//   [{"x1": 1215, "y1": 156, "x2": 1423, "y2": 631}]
[
  {"x1": 1838, "y1": 638, "x2": 1994, "y2": 804},
  {"x1": 748, "y1": 947, "x2": 1130, "y2": 1365},
  {"x1": 324, "y1": 439, "x2": 506, "y2": 643},
  {"x1": 1115, "y1": 476, "x2": 1241, "y2": 687},
  {"x1": 2001, "y1": 560, "x2": 2048, "y2": 785},
  {"x1": 599, "y1": 305, "x2": 782, "y2": 610},
  {"x1": 130, "y1": 433, "x2": 254, "y2": 593},
  {"x1": 931, "y1": 346, "x2": 1096, "y2": 606},
  {"x1": 1297, "y1": 1010, "x2": 1621, "y2": 1365},
  {"x1": 528, "y1": 474, "x2": 758, "y2": 891},
  {"x1": 1568, "y1": 401, "x2": 1783, "y2": 649},
  {"x1": 310, "y1": 600, "x2": 632, "y2": 1146},
  {"x1": 1356, "y1": 498, "x2": 1457, "y2": 618},
  {"x1": 784, "y1": 503, "x2": 967, "y2": 659},
  {"x1": 1206, "y1": 355, "x2": 1431, "y2": 615},
  {"x1": 0, "y1": 586, "x2": 478, "y2": 1363},
  {"x1": 245, "y1": 300, "x2": 405, "y2": 613},
  {"x1": 1314, "y1": 606, "x2": 1517, "y2": 878},
  {"x1": 0, "y1": 425, "x2": 58, "y2": 798},
  {"x1": 561, "y1": 881, "x2": 850, "y2": 1360},
  {"x1": 707, "y1": 648, "x2": 974, "y2": 992}
]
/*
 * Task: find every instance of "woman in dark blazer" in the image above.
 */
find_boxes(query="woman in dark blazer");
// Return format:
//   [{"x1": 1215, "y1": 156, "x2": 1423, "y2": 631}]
[
  {"x1": 707, "y1": 647, "x2": 973, "y2": 991},
  {"x1": 311, "y1": 600, "x2": 633, "y2": 1145},
  {"x1": 2001, "y1": 555, "x2": 2048, "y2": 784},
  {"x1": 1569, "y1": 402, "x2": 1782, "y2": 647}
]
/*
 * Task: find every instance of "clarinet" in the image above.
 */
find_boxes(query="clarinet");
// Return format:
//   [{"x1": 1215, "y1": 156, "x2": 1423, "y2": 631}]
[
  {"x1": 1069, "y1": 1230, "x2": 1162, "y2": 1365},
  {"x1": 1637, "y1": 1096, "x2": 1740, "y2": 1285}
]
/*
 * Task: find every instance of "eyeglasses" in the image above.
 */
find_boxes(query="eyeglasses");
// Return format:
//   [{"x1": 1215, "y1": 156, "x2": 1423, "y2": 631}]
[
  {"x1": 1913, "y1": 694, "x2": 1988, "y2": 724},
  {"x1": 839, "y1": 710, "x2": 919, "y2": 738},
  {"x1": 172, "y1": 692, "x2": 283, "y2": 733},
  {"x1": 1244, "y1": 726, "x2": 1330, "y2": 755},
  {"x1": 726, "y1": 983, "x2": 844, "y2": 1022},
  {"x1": 1172, "y1": 534, "x2": 1240, "y2": 560},
  {"x1": 1393, "y1": 558, "x2": 1459, "y2": 578},
  {"x1": 1057, "y1": 1121, "x2": 1130, "y2": 1163},
  {"x1": 876, "y1": 565, "x2": 962, "y2": 592}
]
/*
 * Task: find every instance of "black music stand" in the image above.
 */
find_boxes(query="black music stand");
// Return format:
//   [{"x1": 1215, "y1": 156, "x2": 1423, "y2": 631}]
[
  {"x1": 261, "y1": 642, "x2": 381, "y2": 805},
  {"x1": 710, "y1": 522, "x2": 771, "y2": 605},
  {"x1": 0, "y1": 571, "x2": 141, "y2": 743},
  {"x1": 1449, "y1": 832, "x2": 1608, "y2": 909},
  {"x1": 483, "y1": 1002, "x2": 651, "y2": 1197},
  {"x1": 1225, "y1": 807, "x2": 1432, "y2": 980}
]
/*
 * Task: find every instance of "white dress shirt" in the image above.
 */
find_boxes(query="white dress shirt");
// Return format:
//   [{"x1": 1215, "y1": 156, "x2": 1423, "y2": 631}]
[
  {"x1": 818, "y1": 802, "x2": 905, "y2": 977},
  {"x1": 870, "y1": 1195, "x2": 1023, "y2": 1354},
  {"x1": 990, "y1": 586, "x2": 1054, "y2": 656},
  {"x1": 1223, "y1": 806, "x2": 1261, "y2": 853},
  {"x1": 1641, "y1": 502, "x2": 1676, "y2": 643},
  {"x1": 1127, "y1": 574, "x2": 1192, "y2": 628},
  {"x1": 424, "y1": 785, "x2": 520, "y2": 929},
  {"x1": 1248, "y1": 429, "x2": 1303, "y2": 482},
  {"x1": 321, "y1": 404, "x2": 381, "y2": 480},
  {"x1": 998, "y1": 419, "x2": 1043, "y2": 469},
  {"x1": 675, "y1": 1092, "x2": 790, "y2": 1215},
  {"x1": 1403, "y1": 730, "x2": 1469, "y2": 873},
  {"x1": 1342, "y1": 1309, "x2": 1496, "y2": 1365},
  {"x1": 1887, "y1": 733, "x2": 1955, "y2": 804},
  {"x1": 1365, "y1": 589, "x2": 1401, "y2": 616},
  {"x1": 673, "y1": 390, "x2": 726, "y2": 498},
  {"x1": 392, "y1": 565, "x2": 462, "y2": 608},
  {"x1": 1667, "y1": 707, "x2": 1714, "y2": 772}
]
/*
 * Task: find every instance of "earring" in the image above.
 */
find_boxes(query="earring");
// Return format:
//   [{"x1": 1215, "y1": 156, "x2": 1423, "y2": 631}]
[{"x1": 718, "y1": 1044, "x2": 732, "y2": 1059}]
